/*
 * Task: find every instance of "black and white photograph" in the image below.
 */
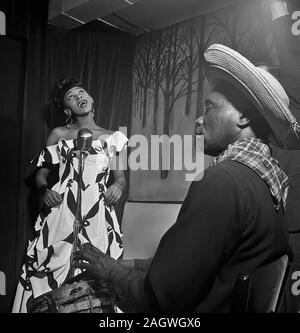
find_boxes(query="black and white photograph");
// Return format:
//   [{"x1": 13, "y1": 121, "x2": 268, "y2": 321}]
[{"x1": 0, "y1": 0, "x2": 300, "y2": 319}]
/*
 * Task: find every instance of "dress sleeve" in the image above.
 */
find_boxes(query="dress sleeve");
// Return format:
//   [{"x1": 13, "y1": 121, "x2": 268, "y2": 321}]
[
  {"x1": 31, "y1": 144, "x2": 60, "y2": 167},
  {"x1": 105, "y1": 131, "x2": 128, "y2": 158}
]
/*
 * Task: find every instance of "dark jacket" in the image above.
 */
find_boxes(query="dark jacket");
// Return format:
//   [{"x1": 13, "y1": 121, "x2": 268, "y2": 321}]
[{"x1": 144, "y1": 160, "x2": 291, "y2": 312}]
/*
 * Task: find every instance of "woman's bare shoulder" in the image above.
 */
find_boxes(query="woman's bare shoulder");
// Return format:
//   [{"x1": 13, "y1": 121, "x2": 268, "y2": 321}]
[{"x1": 47, "y1": 126, "x2": 69, "y2": 145}]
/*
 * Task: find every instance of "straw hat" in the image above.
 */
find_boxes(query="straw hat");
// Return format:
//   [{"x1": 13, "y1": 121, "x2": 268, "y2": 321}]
[{"x1": 204, "y1": 43, "x2": 300, "y2": 149}]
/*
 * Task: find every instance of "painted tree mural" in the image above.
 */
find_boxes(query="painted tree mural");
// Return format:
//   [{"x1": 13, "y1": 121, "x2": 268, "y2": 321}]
[{"x1": 130, "y1": 2, "x2": 277, "y2": 201}]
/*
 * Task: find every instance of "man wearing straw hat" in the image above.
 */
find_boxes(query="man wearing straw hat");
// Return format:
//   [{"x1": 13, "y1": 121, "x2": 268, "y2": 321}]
[{"x1": 74, "y1": 44, "x2": 300, "y2": 312}]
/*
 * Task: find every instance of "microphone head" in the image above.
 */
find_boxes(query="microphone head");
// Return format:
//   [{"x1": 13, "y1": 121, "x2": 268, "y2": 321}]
[{"x1": 76, "y1": 128, "x2": 93, "y2": 152}]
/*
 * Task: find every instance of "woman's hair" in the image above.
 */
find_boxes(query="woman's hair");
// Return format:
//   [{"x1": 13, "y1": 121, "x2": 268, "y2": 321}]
[
  {"x1": 51, "y1": 78, "x2": 83, "y2": 111},
  {"x1": 214, "y1": 80, "x2": 273, "y2": 140}
]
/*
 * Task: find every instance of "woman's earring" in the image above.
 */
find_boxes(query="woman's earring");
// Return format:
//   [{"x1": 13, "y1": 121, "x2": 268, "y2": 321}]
[
  {"x1": 91, "y1": 107, "x2": 95, "y2": 118},
  {"x1": 65, "y1": 111, "x2": 73, "y2": 129}
]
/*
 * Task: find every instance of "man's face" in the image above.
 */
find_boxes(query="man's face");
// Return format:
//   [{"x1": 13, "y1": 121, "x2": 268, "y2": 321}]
[{"x1": 195, "y1": 90, "x2": 241, "y2": 156}]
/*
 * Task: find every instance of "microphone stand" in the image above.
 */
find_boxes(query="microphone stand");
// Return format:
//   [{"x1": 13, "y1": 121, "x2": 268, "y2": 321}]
[
  {"x1": 69, "y1": 149, "x2": 84, "y2": 279},
  {"x1": 66, "y1": 128, "x2": 116, "y2": 312}
]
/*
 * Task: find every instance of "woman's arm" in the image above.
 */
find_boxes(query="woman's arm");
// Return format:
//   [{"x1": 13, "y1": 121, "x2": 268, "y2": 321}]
[
  {"x1": 35, "y1": 167, "x2": 50, "y2": 189},
  {"x1": 104, "y1": 169, "x2": 126, "y2": 205},
  {"x1": 105, "y1": 151, "x2": 127, "y2": 205},
  {"x1": 35, "y1": 128, "x2": 63, "y2": 207}
]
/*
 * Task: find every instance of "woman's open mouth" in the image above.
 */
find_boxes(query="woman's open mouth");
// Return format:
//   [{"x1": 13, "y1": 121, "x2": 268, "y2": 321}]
[{"x1": 78, "y1": 100, "x2": 88, "y2": 108}]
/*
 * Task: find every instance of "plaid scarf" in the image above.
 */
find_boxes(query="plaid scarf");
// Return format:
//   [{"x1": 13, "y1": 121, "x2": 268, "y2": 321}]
[{"x1": 210, "y1": 138, "x2": 288, "y2": 210}]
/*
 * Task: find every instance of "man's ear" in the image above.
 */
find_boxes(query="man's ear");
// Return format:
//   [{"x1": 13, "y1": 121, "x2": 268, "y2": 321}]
[{"x1": 237, "y1": 113, "x2": 251, "y2": 129}]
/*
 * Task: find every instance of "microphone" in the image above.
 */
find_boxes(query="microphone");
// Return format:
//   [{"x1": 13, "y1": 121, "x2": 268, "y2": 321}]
[{"x1": 76, "y1": 128, "x2": 93, "y2": 152}]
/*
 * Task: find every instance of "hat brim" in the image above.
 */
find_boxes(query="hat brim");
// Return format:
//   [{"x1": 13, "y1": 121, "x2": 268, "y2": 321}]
[{"x1": 204, "y1": 44, "x2": 300, "y2": 149}]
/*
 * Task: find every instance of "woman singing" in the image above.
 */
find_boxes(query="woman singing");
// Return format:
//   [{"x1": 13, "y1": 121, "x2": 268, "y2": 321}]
[{"x1": 12, "y1": 78, "x2": 128, "y2": 312}]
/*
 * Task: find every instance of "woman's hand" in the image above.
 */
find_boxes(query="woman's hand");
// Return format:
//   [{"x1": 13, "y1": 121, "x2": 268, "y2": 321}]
[
  {"x1": 43, "y1": 189, "x2": 63, "y2": 207},
  {"x1": 104, "y1": 183, "x2": 123, "y2": 205}
]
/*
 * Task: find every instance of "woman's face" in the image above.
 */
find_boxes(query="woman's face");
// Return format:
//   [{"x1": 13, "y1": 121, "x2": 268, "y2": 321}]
[{"x1": 64, "y1": 86, "x2": 94, "y2": 117}]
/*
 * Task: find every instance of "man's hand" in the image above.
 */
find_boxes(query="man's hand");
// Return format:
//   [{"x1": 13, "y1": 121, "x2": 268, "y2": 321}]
[
  {"x1": 104, "y1": 183, "x2": 122, "y2": 205},
  {"x1": 43, "y1": 189, "x2": 63, "y2": 207},
  {"x1": 74, "y1": 243, "x2": 125, "y2": 282}
]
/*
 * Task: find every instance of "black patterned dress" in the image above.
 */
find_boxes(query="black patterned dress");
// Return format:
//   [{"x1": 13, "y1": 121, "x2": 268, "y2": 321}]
[{"x1": 12, "y1": 131, "x2": 128, "y2": 312}]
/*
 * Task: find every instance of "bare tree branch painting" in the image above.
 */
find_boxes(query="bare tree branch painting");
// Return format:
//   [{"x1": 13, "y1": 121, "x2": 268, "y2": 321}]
[{"x1": 131, "y1": 1, "x2": 275, "y2": 189}]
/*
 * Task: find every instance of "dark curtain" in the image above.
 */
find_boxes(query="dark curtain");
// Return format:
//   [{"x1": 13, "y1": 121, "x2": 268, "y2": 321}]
[
  {"x1": 20, "y1": 7, "x2": 135, "y2": 241},
  {"x1": 44, "y1": 24, "x2": 135, "y2": 131},
  {"x1": 0, "y1": 0, "x2": 45, "y2": 313},
  {"x1": 1, "y1": 0, "x2": 135, "y2": 313},
  {"x1": 0, "y1": 36, "x2": 26, "y2": 313},
  {"x1": 29, "y1": 23, "x2": 135, "y2": 227}
]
